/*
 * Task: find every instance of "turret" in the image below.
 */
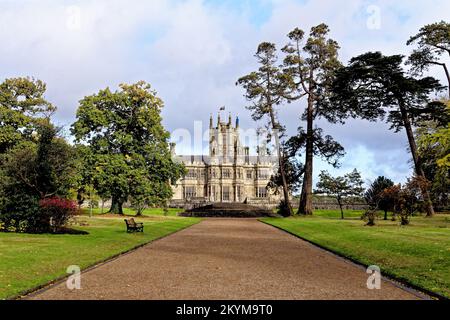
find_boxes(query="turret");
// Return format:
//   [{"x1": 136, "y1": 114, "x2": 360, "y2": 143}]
[
  {"x1": 210, "y1": 114, "x2": 213, "y2": 129},
  {"x1": 236, "y1": 116, "x2": 240, "y2": 129}
]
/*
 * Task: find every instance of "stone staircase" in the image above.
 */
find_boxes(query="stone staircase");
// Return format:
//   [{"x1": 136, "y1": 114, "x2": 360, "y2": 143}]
[{"x1": 178, "y1": 203, "x2": 278, "y2": 218}]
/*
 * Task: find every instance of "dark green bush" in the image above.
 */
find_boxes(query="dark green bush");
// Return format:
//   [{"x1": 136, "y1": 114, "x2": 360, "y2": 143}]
[
  {"x1": 277, "y1": 199, "x2": 292, "y2": 217},
  {"x1": 0, "y1": 192, "x2": 40, "y2": 233}
]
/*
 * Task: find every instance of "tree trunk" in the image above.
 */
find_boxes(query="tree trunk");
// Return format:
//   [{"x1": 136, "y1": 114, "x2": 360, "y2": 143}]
[
  {"x1": 109, "y1": 196, "x2": 124, "y2": 215},
  {"x1": 136, "y1": 207, "x2": 143, "y2": 217},
  {"x1": 268, "y1": 109, "x2": 294, "y2": 216},
  {"x1": 338, "y1": 198, "x2": 344, "y2": 219},
  {"x1": 443, "y1": 63, "x2": 450, "y2": 99},
  {"x1": 398, "y1": 100, "x2": 435, "y2": 217},
  {"x1": 298, "y1": 92, "x2": 314, "y2": 216},
  {"x1": 384, "y1": 210, "x2": 388, "y2": 221}
]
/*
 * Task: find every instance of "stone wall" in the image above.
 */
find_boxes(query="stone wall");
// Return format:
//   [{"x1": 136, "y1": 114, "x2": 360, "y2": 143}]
[{"x1": 170, "y1": 198, "x2": 369, "y2": 211}]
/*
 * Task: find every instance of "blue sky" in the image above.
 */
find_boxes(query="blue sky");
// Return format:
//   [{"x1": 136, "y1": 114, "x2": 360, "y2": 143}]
[{"x1": 0, "y1": 0, "x2": 448, "y2": 186}]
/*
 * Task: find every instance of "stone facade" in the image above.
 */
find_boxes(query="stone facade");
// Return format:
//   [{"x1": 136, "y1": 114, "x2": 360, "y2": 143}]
[{"x1": 170, "y1": 114, "x2": 281, "y2": 208}]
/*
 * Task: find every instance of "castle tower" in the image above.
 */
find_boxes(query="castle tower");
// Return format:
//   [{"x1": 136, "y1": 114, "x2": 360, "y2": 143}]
[
  {"x1": 170, "y1": 113, "x2": 281, "y2": 207},
  {"x1": 209, "y1": 113, "x2": 242, "y2": 161}
]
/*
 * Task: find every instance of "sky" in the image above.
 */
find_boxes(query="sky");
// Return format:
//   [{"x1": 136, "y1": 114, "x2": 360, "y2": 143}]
[{"x1": 0, "y1": 0, "x2": 449, "y2": 186}]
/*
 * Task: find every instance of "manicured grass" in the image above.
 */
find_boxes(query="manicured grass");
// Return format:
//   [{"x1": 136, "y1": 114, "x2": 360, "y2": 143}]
[
  {"x1": 263, "y1": 212, "x2": 450, "y2": 298},
  {"x1": 312, "y1": 209, "x2": 366, "y2": 219},
  {"x1": 0, "y1": 215, "x2": 199, "y2": 300},
  {"x1": 85, "y1": 207, "x2": 184, "y2": 217}
]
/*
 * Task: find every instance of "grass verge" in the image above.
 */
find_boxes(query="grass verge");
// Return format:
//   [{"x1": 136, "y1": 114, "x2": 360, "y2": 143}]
[
  {"x1": 83, "y1": 207, "x2": 184, "y2": 217},
  {"x1": 262, "y1": 211, "x2": 450, "y2": 299},
  {"x1": 0, "y1": 215, "x2": 199, "y2": 300}
]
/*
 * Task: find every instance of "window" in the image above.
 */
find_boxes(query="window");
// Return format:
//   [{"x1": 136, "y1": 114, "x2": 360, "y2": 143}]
[
  {"x1": 185, "y1": 186, "x2": 196, "y2": 199},
  {"x1": 258, "y1": 169, "x2": 270, "y2": 180},
  {"x1": 212, "y1": 186, "x2": 217, "y2": 200},
  {"x1": 256, "y1": 187, "x2": 268, "y2": 198},
  {"x1": 246, "y1": 170, "x2": 253, "y2": 179},
  {"x1": 186, "y1": 169, "x2": 197, "y2": 179},
  {"x1": 223, "y1": 169, "x2": 232, "y2": 179},
  {"x1": 222, "y1": 135, "x2": 227, "y2": 155},
  {"x1": 223, "y1": 186, "x2": 230, "y2": 201}
]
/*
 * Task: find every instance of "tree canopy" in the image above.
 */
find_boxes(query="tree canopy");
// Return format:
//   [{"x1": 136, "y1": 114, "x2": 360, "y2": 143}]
[
  {"x1": 329, "y1": 51, "x2": 445, "y2": 216},
  {"x1": 365, "y1": 176, "x2": 395, "y2": 220},
  {"x1": 237, "y1": 42, "x2": 295, "y2": 216},
  {"x1": 315, "y1": 169, "x2": 365, "y2": 219},
  {"x1": 282, "y1": 24, "x2": 344, "y2": 216},
  {"x1": 0, "y1": 77, "x2": 55, "y2": 153},
  {"x1": 406, "y1": 21, "x2": 450, "y2": 97},
  {"x1": 71, "y1": 81, "x2": 185, "y2": 214}
]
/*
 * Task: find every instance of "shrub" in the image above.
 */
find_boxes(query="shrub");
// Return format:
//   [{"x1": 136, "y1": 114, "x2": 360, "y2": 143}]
[
  {"x1": 380, "y1": 176, "x2": 430, "y2": 226},
  {"x1": 277, "y1": 199, "x2": 292, "y2": 217},
  {"x1": 0, "y1": 192, "x2": 40, "y2": 233},
  {"x1": 361, "y1": 209, "x2": 379, "y2": 226},
  {"x1": 39, "y1": 197, "x2": 77, "y2": 232}
]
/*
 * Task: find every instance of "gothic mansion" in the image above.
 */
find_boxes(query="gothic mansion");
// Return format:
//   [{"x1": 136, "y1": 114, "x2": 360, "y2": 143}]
[{"x1": 170, "y1": 114, "x2": 281, "y2": 207}]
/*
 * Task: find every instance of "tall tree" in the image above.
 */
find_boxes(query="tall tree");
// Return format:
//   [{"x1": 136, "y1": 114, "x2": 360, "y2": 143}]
[
  {"x1": 406, "y1": 21, "x2": 450, "y2": 98},
  {"x1": 282, "y1": 24, "x2": 344, "y2": 215},
  {"x1": 365, "y1": 176, "x2": 395, "y2": 220},
  {"x1": 0, "y1": 121, "x2": 77, "y2": 233},
  {"x1": 71, "y1": 81, "x2": 185, "y2": 214},
  {"x1": 416, "y1": 100, "x2": 450, "y2": 210},
  {"x1": 1, "y1": 120, "x2": 76, "y2": 199},
  {"x1": 237, "y1": 42, "x2": 295, "y2": 216},
  {"x1": 330, "y1": 52, "x2": 445, "y2": 217},
  {"x1": 315, "y1": 169, "x2": 365, "y2": 220},
  {"x1": 0, "y1": 77, "x2": 55, "y2": 153}
]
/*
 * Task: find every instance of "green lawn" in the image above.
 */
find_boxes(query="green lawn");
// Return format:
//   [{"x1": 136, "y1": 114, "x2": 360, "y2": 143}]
[
  {"x1": 263, "y1": 211, "x2": 450, "y2": 298},
  {"x1": 0, "y1": 215, "x2": 199, "y2": 300},
  {"x1": 85, "y1": 207, "x2": 184, "y2": 217}
]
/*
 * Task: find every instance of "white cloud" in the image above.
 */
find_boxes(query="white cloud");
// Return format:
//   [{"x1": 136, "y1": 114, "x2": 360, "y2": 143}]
[{"x1": 0, "y1": 0, "x2": 448, "y2": 185}]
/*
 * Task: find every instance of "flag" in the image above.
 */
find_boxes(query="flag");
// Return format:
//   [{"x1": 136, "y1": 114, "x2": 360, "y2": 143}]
[{"x1": 220, "y1": 106, "x2": 225, "y2": 111}]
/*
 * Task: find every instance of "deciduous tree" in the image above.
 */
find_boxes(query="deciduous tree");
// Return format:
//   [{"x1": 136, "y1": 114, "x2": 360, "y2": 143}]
[
  {"x1": 0, "y1": 77, "x2": 55, "y2": 153},
  {"x1": 416, "y1": 100, "x2": 450, "y2": 210},
  {"x1": 0, "y1": 121, "x2": 77, "y2": 233},
  {"x1": 71, "y1": 81, "x2": 184, "y2": 214}
]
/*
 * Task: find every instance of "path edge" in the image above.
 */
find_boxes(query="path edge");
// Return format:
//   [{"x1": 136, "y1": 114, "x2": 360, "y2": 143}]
[
  {"x1": 260, "y1": 219, "x2": 447, "y2": 301},
  {"x1": 10, "y1": 218, "x2": 202, "y2": 301}
]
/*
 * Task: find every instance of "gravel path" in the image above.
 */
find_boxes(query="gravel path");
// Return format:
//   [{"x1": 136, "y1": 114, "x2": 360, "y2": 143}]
[{"x1": 29, "y1": 219, "x2": 421, "y2": 300}]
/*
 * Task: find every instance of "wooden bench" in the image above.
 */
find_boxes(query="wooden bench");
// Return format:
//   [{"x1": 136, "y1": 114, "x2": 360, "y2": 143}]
[{"x1": 124, "y1": 218, "x2": 144, "y2": 233}]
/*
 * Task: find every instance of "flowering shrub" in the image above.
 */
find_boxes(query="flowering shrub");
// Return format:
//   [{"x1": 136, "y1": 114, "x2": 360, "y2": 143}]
[{"x1": 39, "y1": 197, "x2": 77, "y2": 232}]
